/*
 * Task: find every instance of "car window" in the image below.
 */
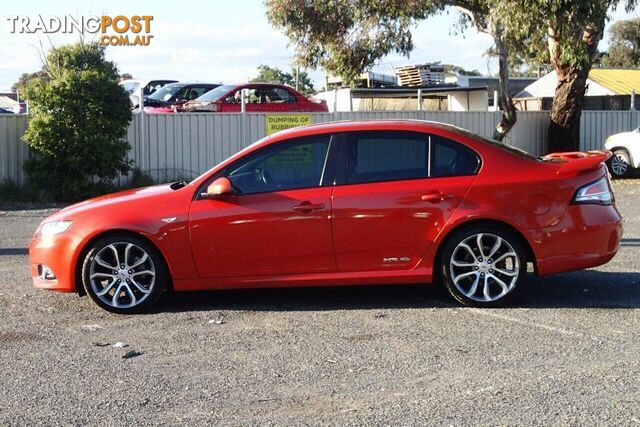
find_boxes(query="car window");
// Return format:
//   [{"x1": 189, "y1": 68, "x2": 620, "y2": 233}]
[
  {"x1": 430, "y1": 135, "x2": 480, "y2": 177},
  {"x1": 188, "y1": 86, "x2": 215, "y2": 99},
  {"x1": 226, "y1": 136, "x2": 331, "y2": 194},
  {"x1": 122, "y1": 81, "x2": 139, "y2": 94},
  {"x1": 225, "y1": 87, "x2": 298, "y2": 104},
  {"x1": 270, "y1": 87, "x2": 297, "y2": 103},
  {"x1": 148, "y1": 84, "x2": 183, "y2": 101},
  {"x1": 144, "y1": 83, "x2": 164, "y2": 95},
  {"x1": 197, "y1": 84, "x2": 237, "y2": 102},
  {"x1": 225, "y1": 88, "x2": 257, "y2": 104},
  {"x1": 344, "y1": 132, "x2": 428, "y2": 184}
]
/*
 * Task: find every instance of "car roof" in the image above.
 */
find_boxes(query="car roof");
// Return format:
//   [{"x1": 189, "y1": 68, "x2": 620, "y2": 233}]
[
  {"x1": 162, "y1": 82, "x2": 220, "y2": 87},
  {"x1": 229, "y1": 82, "x2": 297, "y2": 90}
]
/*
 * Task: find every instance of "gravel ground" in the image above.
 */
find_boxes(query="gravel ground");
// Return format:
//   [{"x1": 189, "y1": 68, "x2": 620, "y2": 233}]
[{"x1": 1, "y1": 181, "x2": 639, "y2": 426}]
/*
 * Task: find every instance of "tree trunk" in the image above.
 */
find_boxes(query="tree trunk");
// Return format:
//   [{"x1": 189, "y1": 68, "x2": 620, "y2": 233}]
[
  {"x1": 548, "y1": 66, "x2": 590, "y2": 152},
  {"x1": 492, "y1": 25, "x2": 517, "y2": 142},
  {"x1": 547, "y1": 25, "x2": 600, "y2": 153}
]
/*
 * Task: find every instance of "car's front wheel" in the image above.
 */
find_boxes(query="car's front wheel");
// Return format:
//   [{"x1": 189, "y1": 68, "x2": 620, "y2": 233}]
[
  {"x1": 608, "y1": 149, "x2": 632, "y2": 178},
  {"x1": 440, "y1": 226, "x2": 527, "y2": 307},
  {"x1": 81, "y1": 234, "x2": 168, "y2": 314}
]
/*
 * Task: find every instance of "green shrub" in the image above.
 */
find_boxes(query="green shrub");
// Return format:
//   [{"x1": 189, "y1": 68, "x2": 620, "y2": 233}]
[
  {"x1": 21, "y1": 42, "x2": 132, "y2": 202},
  {"x1": 128, "y1": 168, "x2": 155, "y2": 188},
  {"x1": 0, "y1": 179, "x2": 39, "y2": 202}
]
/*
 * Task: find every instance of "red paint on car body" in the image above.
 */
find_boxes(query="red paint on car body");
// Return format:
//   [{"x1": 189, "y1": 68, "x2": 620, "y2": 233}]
[{"x1": 29, "y1": 120, "x2": 622, "y2": 296}]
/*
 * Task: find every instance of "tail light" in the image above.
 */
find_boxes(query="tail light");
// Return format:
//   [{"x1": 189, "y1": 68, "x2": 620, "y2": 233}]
[{"x1": 573, "y1": 177, "x2": 614, "y2": 205}]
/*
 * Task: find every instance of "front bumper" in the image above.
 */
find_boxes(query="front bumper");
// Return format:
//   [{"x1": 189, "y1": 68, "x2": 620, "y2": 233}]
[
  {"x1": 532, "y1": 203, "x2": 622, "y2": 276},
  {"x1": 29, "y1": 231, "x2": 85, "y2": 293}
]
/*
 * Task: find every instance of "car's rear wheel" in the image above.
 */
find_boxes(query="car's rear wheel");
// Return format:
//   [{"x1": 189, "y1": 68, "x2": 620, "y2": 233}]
[
  {"x1": 81, "y1": 234, "x2": 167, "y2": 314},
  {"x1": 608, "y1": 149, "x2": 632, "y2": 178},
  {"x1": 440, "y1": 226, "x2": 527, "y2": 307}
]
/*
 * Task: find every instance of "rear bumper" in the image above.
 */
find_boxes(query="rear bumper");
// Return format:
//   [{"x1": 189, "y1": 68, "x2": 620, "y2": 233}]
[
  {"x1": 532, "y1": 203, "x2": 622, "y2": 276},
  {"x1": 29, "y1": 232, "x2": 84, "y2": 293}
]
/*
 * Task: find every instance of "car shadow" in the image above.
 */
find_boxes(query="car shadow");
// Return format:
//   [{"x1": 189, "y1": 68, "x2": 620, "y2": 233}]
[{"x1": 152, "y1": 269, "x2": 640, "y2": 313}]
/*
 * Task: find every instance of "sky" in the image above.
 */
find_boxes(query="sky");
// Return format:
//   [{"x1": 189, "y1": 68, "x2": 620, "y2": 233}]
[{"x1": 1, "y1": 0, "x2": 638, "y2": 92}]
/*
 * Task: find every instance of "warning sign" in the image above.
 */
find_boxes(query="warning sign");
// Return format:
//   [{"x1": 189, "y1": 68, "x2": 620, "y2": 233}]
[
  {"x1": 265, "y1": 114, "x2": 312, "y2": 136},
  {"x1": 267, "y1": 145, "x2": 312, "y2": 166}
]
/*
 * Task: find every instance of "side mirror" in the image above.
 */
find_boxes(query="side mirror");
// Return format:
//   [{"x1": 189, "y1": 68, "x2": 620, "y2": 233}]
[
  {"x1": 224, "y1": 96, "x2": 237, "y2": 103},
  {"x1": 201, "y1": 177, "x2": 233, "y2": 199}
]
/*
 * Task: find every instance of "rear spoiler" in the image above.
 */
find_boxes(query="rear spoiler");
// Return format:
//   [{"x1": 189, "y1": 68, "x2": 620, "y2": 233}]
[{"x1": 542, "y1": 150, "x2": 611, "y2": 175}]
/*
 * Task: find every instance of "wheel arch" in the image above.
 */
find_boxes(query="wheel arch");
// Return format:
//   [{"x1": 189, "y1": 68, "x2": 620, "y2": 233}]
[
  {"x1": 433, "y1": 218, "x2": 537, "y2": 276},
  {"x1": 610, "y1": 146, "x2": 635, "y2": 167},
  {"x1": 74, "y1": 229, "x2": 173, "y2": 295}
]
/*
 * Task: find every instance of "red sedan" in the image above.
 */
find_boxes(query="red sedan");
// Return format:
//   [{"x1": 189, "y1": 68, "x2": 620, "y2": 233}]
[
  {"x1": 30, "y1": 120, "x2": 622, "y2": 313},
  {"x1": 145, "y1": 83, "x2": 328, "y2": 114}
]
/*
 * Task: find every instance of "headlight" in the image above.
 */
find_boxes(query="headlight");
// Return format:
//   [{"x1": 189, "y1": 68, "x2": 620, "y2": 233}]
[{"x1": 36, "y1": 220, "x2": 73, "y2": 239}]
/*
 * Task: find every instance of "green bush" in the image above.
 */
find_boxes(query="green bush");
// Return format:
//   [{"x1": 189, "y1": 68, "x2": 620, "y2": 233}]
[
  {"x1": 21, "y1": 42, "x2": 132, "y2": 202},
  {"x1": 128, "y1": 168, "x2": 155, "y2": 188},
  {"x1": 0, "y1": 179, "x2": 40, "y2": 202}
]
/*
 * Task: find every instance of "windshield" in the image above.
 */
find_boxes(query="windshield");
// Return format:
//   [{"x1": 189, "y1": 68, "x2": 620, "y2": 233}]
[
  {"x1": 122, "y1": 81, "x2": 139, "y2": 94},
  {"x1": 196, "y1": 85, "x2": 236, "y2": 102},
  {"x1": 148, "y1": 84, "x2": 183, "y2": 101}
]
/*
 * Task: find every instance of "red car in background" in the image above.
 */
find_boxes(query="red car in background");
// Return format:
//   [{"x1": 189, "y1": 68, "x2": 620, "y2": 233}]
[
  {"x1": 29, "y1": 120, "x2": 621, "y2": 313},
  {"x1": 146, "y1": 83, "x2": 328, "y2": 113}
]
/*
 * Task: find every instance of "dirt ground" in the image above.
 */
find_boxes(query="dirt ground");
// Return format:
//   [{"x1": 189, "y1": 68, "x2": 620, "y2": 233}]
[{"x1": 1, "y1": 180, "x2": 639, "y2": 425}]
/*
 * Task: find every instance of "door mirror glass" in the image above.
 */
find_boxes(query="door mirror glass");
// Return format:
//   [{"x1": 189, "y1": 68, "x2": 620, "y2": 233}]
[{"x1": 201, "y1": 177, "x2": 233, "y2": 199}]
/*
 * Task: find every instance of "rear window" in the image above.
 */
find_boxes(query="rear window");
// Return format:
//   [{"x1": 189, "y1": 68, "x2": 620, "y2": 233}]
[
  {"x1": 451, "y1": 128, "x2": 540, "y2": 161},
  {"x1": 430, "y1": 135, "x2": 480, "y2": 177}
]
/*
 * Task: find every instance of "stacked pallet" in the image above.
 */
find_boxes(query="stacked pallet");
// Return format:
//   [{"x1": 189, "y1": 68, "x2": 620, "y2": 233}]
[{"x1": 395, "y1": 63, "x2": 445, "y2": 87}]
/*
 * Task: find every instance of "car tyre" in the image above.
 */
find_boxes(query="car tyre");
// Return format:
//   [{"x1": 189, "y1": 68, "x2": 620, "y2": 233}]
[
  {"x1": 81, "y1": 234, "x2": 168, "y2": 314},
  {"x1": 440, "y1": 226, "x2": 527, "y2": 307},
  {"x1": 608, "y1": 149, "x2": 632, "y2": 179}
]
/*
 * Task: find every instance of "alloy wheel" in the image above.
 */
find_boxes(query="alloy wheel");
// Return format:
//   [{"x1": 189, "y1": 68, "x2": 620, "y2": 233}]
[
  {"x1": 89, "y1": 242, "x2": 156, "y2": 309},
  {"x1": 449, "y1": 233, "x2": 520, "y2": 302},
  {"x1": 611, "y1": 153, "x2": 629, "y2": 176}
]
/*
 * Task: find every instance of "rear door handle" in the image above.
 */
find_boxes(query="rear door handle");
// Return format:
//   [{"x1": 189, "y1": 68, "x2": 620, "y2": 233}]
[
  {"x1": 293, "y1": 201, "x2": 325, "y2": 213},
  {"x1": 421, "y1": 191, "x2": 455, "y2": 203}
]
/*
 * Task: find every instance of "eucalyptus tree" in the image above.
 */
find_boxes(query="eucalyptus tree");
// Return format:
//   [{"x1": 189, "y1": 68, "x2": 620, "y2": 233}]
[
  {"x1": 265, "y1": 0, "x2": 519, "y2": 141},
  {"x1": 495, "y1": 0, "x2": 637, "y2": 151}
]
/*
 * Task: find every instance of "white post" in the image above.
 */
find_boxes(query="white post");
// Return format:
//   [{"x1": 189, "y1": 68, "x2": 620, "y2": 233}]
[
  {"x1": 349, "y1": 91, "x2": 353, "y2": 112},
  {"x1": 241, "y1": 89, "x2": 247, "y2": 144},
  {"x1": 631, "y1": 90, "x2": 636, "y2": 110},
  {"x1": 138, "y1": 86, "x2": 145, "y2": 174},
  {"x1": 493, "y1": 90, "x2": 499, "y2": 111},
  {"x1": 333, "y1": 88, "x2": 338, "y2": 114},
  {"x1": 417, "y1": 89, "x2": 423, "y2": 111}
]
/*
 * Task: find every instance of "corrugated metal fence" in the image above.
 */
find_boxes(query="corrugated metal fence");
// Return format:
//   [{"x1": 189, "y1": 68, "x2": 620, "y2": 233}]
[
  {"x1": 580, "y1": 110, "x2": 640, "y2": 151},
  {"x1": 128, "y1": 111, "x2": 550, "y2": 183},
  {"x1": 0, "y1": 110, "x2": 635, "y2": 185},
  {"x1": 0, "y1": 115, "x2": 28, "y2": 185}
]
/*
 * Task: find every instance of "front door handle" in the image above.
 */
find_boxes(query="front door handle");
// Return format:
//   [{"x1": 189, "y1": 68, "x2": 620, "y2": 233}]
[
  {"x1": 293, "y1": 201, "x2": 325, "y2": 213},
  {"x1": 421, "y1": 191, "x2": 455, "y2": 203}
]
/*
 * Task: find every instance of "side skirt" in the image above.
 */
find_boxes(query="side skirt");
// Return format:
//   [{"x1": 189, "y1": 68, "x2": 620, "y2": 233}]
[{"x1": 173, "y1": 268, "x2": 434, "y2": 292}]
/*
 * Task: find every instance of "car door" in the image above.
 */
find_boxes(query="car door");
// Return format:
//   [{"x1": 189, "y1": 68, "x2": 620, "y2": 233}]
[
  {"x1": 331, "y1": 131, "x2": 479, "y2": 272},
  {"x1": 189, "y1": 134, "x2": 337, "y2": 278}
]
